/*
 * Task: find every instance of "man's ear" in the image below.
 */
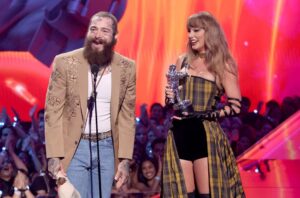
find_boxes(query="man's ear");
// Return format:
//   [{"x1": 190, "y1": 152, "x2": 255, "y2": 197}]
[{"x1": 114, "y1": 34, "x2": 118, "y2": 41}]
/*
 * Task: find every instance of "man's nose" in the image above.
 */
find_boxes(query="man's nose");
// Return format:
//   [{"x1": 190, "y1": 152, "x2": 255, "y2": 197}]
[{"x1": 93, "y1": 30, "x2": 101, "y2": 38}]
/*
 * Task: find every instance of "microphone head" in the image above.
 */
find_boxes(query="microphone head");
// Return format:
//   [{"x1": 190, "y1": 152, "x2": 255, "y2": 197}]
[{"x1": 90, "y1": 64, "x2": 100, "y2": 75}]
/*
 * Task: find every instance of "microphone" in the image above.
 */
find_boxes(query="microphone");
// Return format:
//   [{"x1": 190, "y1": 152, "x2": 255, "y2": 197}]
[
  {"x1": 90, "y1": 64, "x2": 100, "y2": 76},
  {"x1": 88, "y1": 64, "x2": 99, "y2": 112}
]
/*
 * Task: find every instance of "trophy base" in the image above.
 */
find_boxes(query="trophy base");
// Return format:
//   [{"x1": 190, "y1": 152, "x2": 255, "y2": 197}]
[{"x1": 174, "y1": 100, "x2": 194, "y2": 117}]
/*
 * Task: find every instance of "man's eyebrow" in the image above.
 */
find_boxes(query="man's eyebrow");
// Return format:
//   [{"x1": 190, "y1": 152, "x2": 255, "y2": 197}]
[{"x1": 89, "y1": 25, "x2": 97, "y2": 30}]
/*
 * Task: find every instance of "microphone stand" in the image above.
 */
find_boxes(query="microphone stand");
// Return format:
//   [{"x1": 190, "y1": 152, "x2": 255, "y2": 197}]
[
  {"x1": 88, "y1": 64, "x2": 102, "y2": 198},
  {"x1": 87, "y1": 93, "x2": 94, "y2": 198}
]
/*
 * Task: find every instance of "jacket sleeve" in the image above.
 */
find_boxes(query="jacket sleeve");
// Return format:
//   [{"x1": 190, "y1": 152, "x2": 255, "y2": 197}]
[
  {"x1": 44, "y1": 56, "x2": 67, "y2": 159},
  {"x1": 117, "y1": 61, "x2": 136, "y2": 159}
]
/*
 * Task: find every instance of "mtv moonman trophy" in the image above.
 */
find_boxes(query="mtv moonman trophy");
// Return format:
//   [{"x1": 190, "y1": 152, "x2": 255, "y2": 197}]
[{"x1": 166, "y1": 64, "x2": 194, "y2": 115}]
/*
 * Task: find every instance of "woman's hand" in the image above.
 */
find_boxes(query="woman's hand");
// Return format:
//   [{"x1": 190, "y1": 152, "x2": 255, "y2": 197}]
[
  {"x1": 165, "y1": 85, "x2": 175, "y2": 101},
  {"x1": 29, "y1": 104, "x2": 37, "y2": 119},
  {"x1": 13, "y1": 170, "x2": 29, "y2": 190}
]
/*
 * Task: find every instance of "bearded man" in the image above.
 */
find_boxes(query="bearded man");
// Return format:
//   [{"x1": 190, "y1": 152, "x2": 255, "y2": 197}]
[{"x1": 44, "y1": 11, "x2": 136, "y2": 198}]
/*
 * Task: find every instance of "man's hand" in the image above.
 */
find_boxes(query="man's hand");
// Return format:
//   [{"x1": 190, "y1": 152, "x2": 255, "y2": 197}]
[
  {"x1": 48, "y1": 157, "x2": 63, "y2": 179},
  {"x1": 114, "y1": 159, "x2": 130, "y2": 189}
]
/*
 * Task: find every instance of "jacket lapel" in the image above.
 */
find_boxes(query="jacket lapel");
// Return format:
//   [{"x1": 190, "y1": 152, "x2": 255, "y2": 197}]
[
  {"x1": 77, "y1": 51, "x2": 89, "y2": 122},
  {"x1": 111, "y1": 53, "x2": 121, "y2": 125}
]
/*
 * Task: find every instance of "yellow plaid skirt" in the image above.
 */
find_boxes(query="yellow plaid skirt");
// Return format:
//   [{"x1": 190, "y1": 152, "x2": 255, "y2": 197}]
[{"x1": 161, "y1": 120, "x2": 245, "y2": 198}]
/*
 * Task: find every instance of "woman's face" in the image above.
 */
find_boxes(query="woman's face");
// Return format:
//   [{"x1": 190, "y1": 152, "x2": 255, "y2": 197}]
[
  {"x1": 0, "y1": 156, "x2": 13, "y2": 179},
  {"x1": 188, "y1": 26, "x2": 205, "y2": 52},
  {"x1": 135, "y1": 125, "x2": 148, "y2": 145},
  {"x1": 1, "y1": 128, "x2": 10, "y2": 143},
  {"x1": 150, "y1": 105, "x2": 163, "y2": 121},
  {"x1": 147, "y1": 130, "x2": 156, "y2": 143},
  {"x1": 141, "y1": 160, "x2": 156, "y2": 180}
]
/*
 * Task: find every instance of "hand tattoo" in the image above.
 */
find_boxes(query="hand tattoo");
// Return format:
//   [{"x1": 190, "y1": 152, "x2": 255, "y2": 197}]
[{"x1": 48, "y1": 158, "x2": 60, "y2": 178}]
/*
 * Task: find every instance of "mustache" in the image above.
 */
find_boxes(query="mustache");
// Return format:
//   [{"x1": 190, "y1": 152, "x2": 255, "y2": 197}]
[
  {"x1": 83, "y1": 37, "x2": 116, "y2": 66},
  {"x1": 85, "y1": 37, "x2": 115, "y2": 49},
  {"x1": 91, "y1": 38, "x2": 107, "y2": 45}
]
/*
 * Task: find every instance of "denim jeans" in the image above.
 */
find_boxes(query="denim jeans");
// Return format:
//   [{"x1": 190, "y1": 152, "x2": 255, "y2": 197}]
[{"x1": 67, "y1": 137, "x2": 115, "y2": 198}]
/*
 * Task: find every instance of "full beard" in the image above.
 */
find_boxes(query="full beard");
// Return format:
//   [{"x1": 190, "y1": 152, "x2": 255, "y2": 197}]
[{"x1": 83, "y1": 37, "x2": 116, "y2": 68}]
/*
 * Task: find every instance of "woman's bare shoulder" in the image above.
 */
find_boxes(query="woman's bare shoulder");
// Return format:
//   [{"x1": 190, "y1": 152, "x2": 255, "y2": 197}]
[{"x1": 175, "y1": 53, "x2": 188, "y2": 70}]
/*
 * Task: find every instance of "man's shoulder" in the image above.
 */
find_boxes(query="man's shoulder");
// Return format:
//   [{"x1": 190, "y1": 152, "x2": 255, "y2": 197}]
[
  {"x1": 54, "y1": 48, "x2": 84, "y2": 60},
  {"x1": 114, "y1": 52, "x2": 135, "y2": 66}
]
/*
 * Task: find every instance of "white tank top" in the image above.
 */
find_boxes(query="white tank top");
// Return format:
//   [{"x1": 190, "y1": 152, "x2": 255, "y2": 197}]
[{"x1": 84, "y1": 70, "x2": 112, "y2": 134}]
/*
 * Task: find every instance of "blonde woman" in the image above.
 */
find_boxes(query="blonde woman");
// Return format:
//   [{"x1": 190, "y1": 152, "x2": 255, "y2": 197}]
[{"x1": 163, "y1": 12, "x2": 245, "y2": 198}]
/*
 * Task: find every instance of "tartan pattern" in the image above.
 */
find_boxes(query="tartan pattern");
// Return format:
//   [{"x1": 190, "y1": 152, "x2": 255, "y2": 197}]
[
  {"x1": 162, "y1": 76, "x2": 245, "y2": 198},
  {"x1": 161, "y1": 131, "x2": 188, "y2": 198},
  {"x1": 180, "y1": 76, "x2": 218, "y2": 112},
  {"x1": 204, "y1": 121, "x2": 245, "y2": 198}
]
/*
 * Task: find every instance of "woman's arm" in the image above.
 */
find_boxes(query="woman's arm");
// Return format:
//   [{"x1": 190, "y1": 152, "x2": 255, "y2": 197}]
[
  {"x1": 219, "y1": 63, "x2": 242, "y2": 116},
  {"x1": 5, "y1": 133, "x2": 28, "y2": 172},
  {"x1": 150, "y1": 156, "x2": 162, "y2": 193},
  {"x1": 12, "y1": 171, "x2": 34, "y2": 198}
]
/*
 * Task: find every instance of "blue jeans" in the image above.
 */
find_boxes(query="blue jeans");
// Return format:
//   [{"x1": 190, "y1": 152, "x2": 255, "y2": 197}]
[{"x1": 67, "y1": 137, "x2": 115, "y2": 198}]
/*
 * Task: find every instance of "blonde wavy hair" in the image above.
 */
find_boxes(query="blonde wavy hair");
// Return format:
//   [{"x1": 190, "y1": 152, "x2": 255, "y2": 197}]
[{"x1": 186, "y1": 12, "x2": 237, "y2": 88}]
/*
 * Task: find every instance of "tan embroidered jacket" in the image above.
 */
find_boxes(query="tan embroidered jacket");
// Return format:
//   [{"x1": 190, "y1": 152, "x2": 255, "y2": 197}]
[{"x1": 44, "y1": 48, "x2": 136, "y2": 171}]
